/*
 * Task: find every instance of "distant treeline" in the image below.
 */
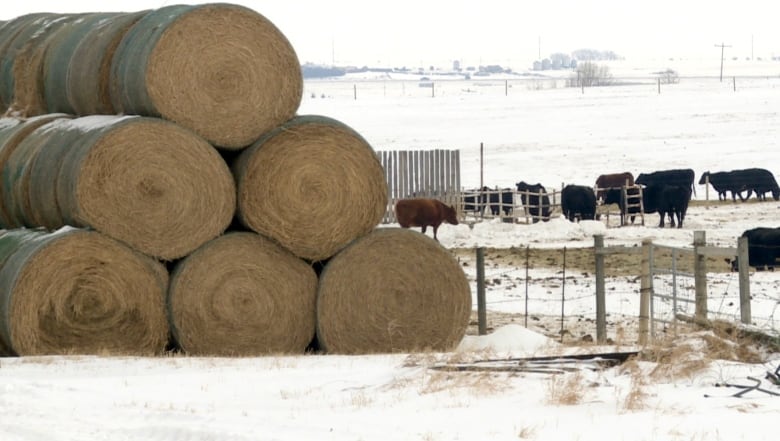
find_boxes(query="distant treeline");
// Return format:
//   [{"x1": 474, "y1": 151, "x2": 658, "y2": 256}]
[
  {"x1": 302, "y1": 64, "x2": 347, "y2": 79},
  {"x1": 572, "y1": 49, "x2": 622, "y2": 61}
]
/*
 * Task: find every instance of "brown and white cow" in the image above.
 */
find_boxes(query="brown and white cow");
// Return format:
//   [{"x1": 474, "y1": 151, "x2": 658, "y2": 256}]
[{"x1": 395, "y1": 198, "x2": 458, "y2": 241}]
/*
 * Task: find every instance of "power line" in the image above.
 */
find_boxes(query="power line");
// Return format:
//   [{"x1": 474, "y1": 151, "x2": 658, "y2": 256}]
[{"x1": 715, "y1": 42, "x2": 732, "y2": 82}]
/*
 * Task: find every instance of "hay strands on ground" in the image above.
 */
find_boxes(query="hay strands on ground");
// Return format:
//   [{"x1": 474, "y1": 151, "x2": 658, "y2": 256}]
[{"x1": 430, "y1": 351, "x2": 639, "y2": 374}]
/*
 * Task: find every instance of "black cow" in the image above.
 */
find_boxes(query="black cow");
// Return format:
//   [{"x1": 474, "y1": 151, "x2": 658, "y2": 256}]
[
  {"x1": 736, "y1": 168, "x2": 780, "y2": 201},
  {"x1": 699, "y1": 171, "x2": 748, "y2": 201},
  {"x1": 461, "y1": 188, "x2": 486, "y2": 215},
  {"x1": 484, "y1": 186, "x2": 514, "y2": 216},
  {"x1": 636, "y1": 168, "x2": 696, "y2": 199},
  {"x1": 515, "y1": 181, "x2": 550, "y2": 223},
  {"x1": 642, "y1": 184, "x2": 691, "y2": 228},
  {"x1": 603, "y1": 186, "x2": 641, "y2": 225},
  {"x1": 561, "y1": 185, "x2": 597, "y2": 222},
  {"x1": 729, "y1": 227, "x2": 780, "y2": 271}
]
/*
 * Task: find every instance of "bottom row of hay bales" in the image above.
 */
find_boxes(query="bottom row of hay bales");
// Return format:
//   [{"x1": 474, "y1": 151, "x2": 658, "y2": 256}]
[{"x1": 0, "y1": 227, "x2": 471, "y2": 357}]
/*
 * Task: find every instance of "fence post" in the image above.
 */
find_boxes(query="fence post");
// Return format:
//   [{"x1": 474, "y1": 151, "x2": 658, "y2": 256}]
[
  {"x1": 353, "y1": 84, "x2": 357, "y2": 100},
  {"x1": 594, "y1": 235, "x2": 606, "y2": 343},
  {"x1": 737, "y1": 236, "x2": 751, "y2": 324},
  {"x1": 657, "y1": 77, "x2": 661, "y2": 94},
  {"x1": 476, "y1": 247, "x2": 486, "y2": 335},
  {"x1": 693, "y1": 230, "x2": 708, "y2": 325},
  {"x1": 639, "y1": 239, "x2": 652, "y2": 346}
]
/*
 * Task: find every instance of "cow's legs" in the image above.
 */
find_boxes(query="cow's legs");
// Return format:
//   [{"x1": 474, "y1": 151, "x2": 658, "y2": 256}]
[
  {"x1": 658, "y1": 212, "x2": 665, "y2": 228},
  {"x1": 432, "y1": 226, "x2": 439, "y2": 241}
]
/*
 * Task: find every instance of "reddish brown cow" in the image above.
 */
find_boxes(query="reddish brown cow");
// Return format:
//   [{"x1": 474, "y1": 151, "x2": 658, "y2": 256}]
[
  {"x1": 395, "y1": 198, "x2": 458, "y2": 241},
  {"x1": 595, "y1": 172, "x2": 635, "y2": 202}
]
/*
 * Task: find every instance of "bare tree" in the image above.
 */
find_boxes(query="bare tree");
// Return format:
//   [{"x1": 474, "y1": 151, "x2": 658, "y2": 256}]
[{"x1": 569, "y1": 61, "x2": 613, "y2": 87}]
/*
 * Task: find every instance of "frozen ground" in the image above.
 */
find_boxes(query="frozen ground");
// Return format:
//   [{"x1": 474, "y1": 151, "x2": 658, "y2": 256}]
[{"x1": 3, "y1": 68, "x2": 780, "y2": 440}]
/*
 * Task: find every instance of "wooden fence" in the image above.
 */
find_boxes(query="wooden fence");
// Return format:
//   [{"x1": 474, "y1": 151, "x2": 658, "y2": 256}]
[{"x1": 378, "y1": 149, "x2": 461, "y2": 223}]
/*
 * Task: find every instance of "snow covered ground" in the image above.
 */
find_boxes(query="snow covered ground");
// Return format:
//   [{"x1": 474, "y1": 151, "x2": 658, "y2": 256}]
[{"x1": 3, "y1": 67, "x2": 780, "y2": 440}]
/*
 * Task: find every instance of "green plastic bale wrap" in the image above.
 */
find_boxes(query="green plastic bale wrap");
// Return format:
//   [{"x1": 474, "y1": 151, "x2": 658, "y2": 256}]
[
  {"x1": 0, "y1": 227, "x2": 169, "y2": 356},
  {"x1": 232, "y1": 115, "x2": 388, "y2": 261},
  {"x1": 53, "y1": 115, "x2": 235, "y2": 260},
  {"x1": 42, "y1": 12, "x2": 121, "y2": 114},
  {"x1": 168, "y1": 232, "x2": 318, "y2": 356},
  {"x1": 110, "y1": 3, "x2": 302, "y2": 149},
  {"x1": 0, "y1": 228, "x2": 41, "y2": 356},
  {"x1": 0, "y1": 13, "x2": 59, "y2": 112},
  {"x1": 0, "y1": 114, "x2": 73, "y2": 228},
  {"x1": 8, "y1": 14, "x2": 85, "y2": 116},
  {"x1": 64, "y1": 11, "x2": 148, "y2": 115},
  {"x1": 316, "y1": 228, "x2": 472, "y2": 355}
]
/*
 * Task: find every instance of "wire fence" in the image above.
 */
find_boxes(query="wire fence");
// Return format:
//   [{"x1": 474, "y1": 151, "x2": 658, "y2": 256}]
[
  {"x1": 465, "y1": 235, "x2": 780, "y2": 344},
  {"x1": 304, "y1": 75, "x2": 780, "y2": 100}
]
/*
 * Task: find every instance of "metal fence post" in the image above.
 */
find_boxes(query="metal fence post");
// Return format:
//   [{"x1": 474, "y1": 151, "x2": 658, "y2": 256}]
[
  {"x1": 639, "y1": 239, "x2": 652, "y2": 346},
  {"x1": 594, "y1": 235, "x2": 606, "y2": 343},
  {"x1": 737, "y1": 236, "x2": 751, "y2": 324},
  {"x1": 476, "y1": 247, "x2": 486, "y2": 335},
  {"x1": 693, "y1": 231, "x2": 708, "y2": 325}
]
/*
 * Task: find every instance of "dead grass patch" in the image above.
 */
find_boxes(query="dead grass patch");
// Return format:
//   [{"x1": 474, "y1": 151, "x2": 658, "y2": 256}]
[{"x1": 545, "y1": 371, "x2": 587, "y2": 405}]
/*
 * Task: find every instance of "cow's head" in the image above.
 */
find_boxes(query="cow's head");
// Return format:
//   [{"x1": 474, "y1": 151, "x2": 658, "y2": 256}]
[{"x1": 445, "y1": 204, "x2": 459, "y2": 226}]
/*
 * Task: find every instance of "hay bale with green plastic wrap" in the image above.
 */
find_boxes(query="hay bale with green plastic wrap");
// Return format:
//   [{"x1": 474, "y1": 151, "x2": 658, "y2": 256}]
[
  {"x1": 0, "y1": 13, "x2": 59, "y2": 113},
  {"x1": 316, "y1": 228, "x2": 472, "y2": 354},
  {"x1": 233, "y1": 115, "x2": 388, "y2": 262},
  {"x1": 111, "y1": 3, "x2": 302, "y2": 149},
  {"x1": 0, "y1": 227, "x2": 169, "y2": 356},
  {"x1": 168, "y1": 232, "x2": 318, "y2": 356},
  {"x1": 56, "y1": 115, "x2": 236, "y2": 260},
  {"x1": 0, "y1": 114, "x2": 72, "y2": 228}
]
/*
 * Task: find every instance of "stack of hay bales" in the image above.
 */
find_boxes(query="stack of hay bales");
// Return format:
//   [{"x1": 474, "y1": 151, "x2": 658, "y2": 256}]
[{"x1": 0, "y1": 3, "x2": 471, "y2": 357}]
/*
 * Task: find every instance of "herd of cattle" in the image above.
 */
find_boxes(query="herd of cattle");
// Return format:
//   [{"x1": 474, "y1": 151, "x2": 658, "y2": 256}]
[{"x1": 394, "y1": 167, "x2": 780, "y2": 270}]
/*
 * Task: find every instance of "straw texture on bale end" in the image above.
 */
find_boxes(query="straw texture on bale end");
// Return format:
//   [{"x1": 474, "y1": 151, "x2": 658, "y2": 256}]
[
  {"x1": 233, "y1": 115, "x2": 388, "y2": 262},
  {"x1": 0, "y1": 228, "x2": 169, "y2": 356},
  {"x1": 3, "y1": 115, "x2": 235, "y2": 260},
  {"x1": 168, "y1": 232, "x2": 318, "y2": 356},
  {"x1": 316, "y1": 228, "x2": 472, "y2": 354},
  {"x1": 111, "y1": 3, "x2": 302, "y2": 149}
]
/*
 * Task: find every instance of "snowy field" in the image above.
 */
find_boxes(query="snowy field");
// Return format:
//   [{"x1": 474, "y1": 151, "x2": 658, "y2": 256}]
[{"x1": 3, "y1": 66, "x2": 780, "y2": 440}]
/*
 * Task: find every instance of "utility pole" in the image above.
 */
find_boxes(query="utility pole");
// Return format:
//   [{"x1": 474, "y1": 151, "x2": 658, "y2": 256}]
[{"x1": 715, "y1": 42, "x2": 731, "y2": 82}]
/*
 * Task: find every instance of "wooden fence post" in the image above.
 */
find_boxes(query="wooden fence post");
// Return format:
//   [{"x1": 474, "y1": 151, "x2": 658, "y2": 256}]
[
  {"x1": 594, "y1": 235, "x2": 606, "y2": 343},
  {"x1": 353, "y1": 84, "x2": 357, "y2": 100},
  {"x1": 476, "y1": 247, "x2": 486, "y2": 335},
  {"x1": 737, "y1": 236, "x2": 751, "y2": 324},
  {"x1": 639, "y1": 239, "x2": 652, "y2": 346},
  {"x1": 693, "y1": 231, "x2": 708, "y2": 325}
]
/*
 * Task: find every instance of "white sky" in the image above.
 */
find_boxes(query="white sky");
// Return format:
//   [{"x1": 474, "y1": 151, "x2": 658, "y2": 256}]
[{"x1": 2, "y1": 1, "x2": 779, "y2": 69}]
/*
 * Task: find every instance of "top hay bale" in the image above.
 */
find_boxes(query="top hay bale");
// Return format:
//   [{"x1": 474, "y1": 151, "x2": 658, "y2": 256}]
[{"x1": 111, "y1": 4, "x2": 303, "y2": 149}]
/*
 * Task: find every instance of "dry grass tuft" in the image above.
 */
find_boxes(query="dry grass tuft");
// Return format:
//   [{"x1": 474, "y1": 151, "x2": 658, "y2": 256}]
[
  {"x1": 618, "y1": 357, "x2": 649, "y2": 411},
  {"x1": 545, "y1": 372, "x2": 587, "y2": 405},
  {"x1": 421, "y1": 369, "x2": 507, "y2": 396}
]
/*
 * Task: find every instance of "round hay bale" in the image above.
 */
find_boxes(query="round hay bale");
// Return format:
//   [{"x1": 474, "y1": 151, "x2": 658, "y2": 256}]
[
  {"x1": 0, "y1": 114, "x2": 72, "y2": 228},
  {"x1": 24, "y1": 117, "x2": 95, "y2": 229},
  {"x1": 0, "y1": 13, "x2": 59, "y2": 112},
  {"x1": 48, "y1": 115, "x2": 235, "y2": 260},
  {"x1": 111, "y1": 4, "x2": 302, "y2": 149},
  {"x1": 0, "y1": 228, "x2": 41, "y2": 356},
  {"x1": 63, "y1": 11, "x2": 148, "y2": 115},
  {"x1": 316, "y1": 228, "x2": 472, "y2": 354},
  {"x1": 168, "y1": 232, "x2": 318, "y2": 356},
  {"x1": 233, "y1": 115, "x2": 388, "y2": 261},
  {"x1": 8, "y1": 14, "x2": 84, "y2": 116},
  {"x1": 0, "y1": 227, "x2": 169, "y2": 356}
]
